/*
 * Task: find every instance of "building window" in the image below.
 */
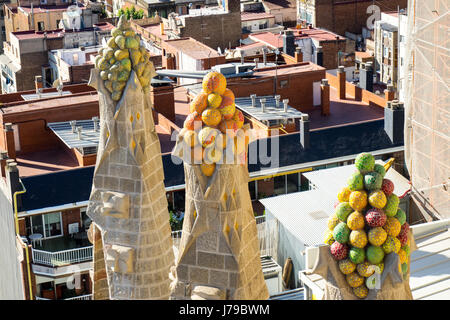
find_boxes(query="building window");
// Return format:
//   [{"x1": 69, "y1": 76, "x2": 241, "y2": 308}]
[
  {"x1": 249, "y1": 180, "x2": 256, "y2": 200},
  {"x1": 80, "y1": 208, "x2": 92, "y2": 232},
  {"x1": 37, "y1": 21, "x2": 45, "y2": 31},
  {"x1": 30, "y1": 212, "x2": 63, "y2": 238}
]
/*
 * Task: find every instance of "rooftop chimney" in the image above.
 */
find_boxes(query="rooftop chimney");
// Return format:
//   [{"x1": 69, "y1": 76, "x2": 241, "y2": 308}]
[
  {"x1": 282, "y1": 30, "x2": 295, "y2": 57},
  {"x1": 260, "y1": 98, "x2": 266, "y2": 113},
  {"x1": 283, "y1": 99, "x2": 289, "y2": 113},
  {"x1": 295, "y1": 47, "x2": 303, "y2": 63},
  {"x1": 250, "y1": 94, "x2": 256, "y2": 107},
  {"x1": 92, "y1": 117, "x2": 99, "y2": 131},
  {"x1": 4, "y1": 123, "x2": 16, "y2": 160},
  {"x1": 262, "y1": 48, "x2": 267, "y2": 66},
  {"x1": 320, "y1": 79, "x2": 330, "y2": 116},
  {"x1": 384, "y1": 101, "x2": 404, "y2": 144},
  {"x1": 360, "y1": 62, "x2": 374, "y2": 92},
  {"x1": 315, "y1": 46, "x2": 323, "y2": 67},
  {"x1": 0, "y1": 151, "x2": 8, "y2": 178},
  {"x1": 275, "y1": 95, "x2": 280, "y2": 108},
  {"x1": 70, "y1": 120, "x2": 77, "y2": 133},
  {"x1": 254, "y1": 58, "x2": 259, "y2": 68},
  {"x1": 77, "y1": 126, "x2": 83, "y2": 140},
  {"x1": 6, "y1": 161, "x2": 21, "y2": 207},
  {"x1": 299, "y1": 114, "x2": 310, "y2": 149}
]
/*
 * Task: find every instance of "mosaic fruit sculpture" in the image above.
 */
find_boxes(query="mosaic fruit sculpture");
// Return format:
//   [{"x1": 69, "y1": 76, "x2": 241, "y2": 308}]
[
  {"x1": 176, "y1": 71, "x2": 251, "y2": 177},
  {"x1": 324, "y1": 153, "x2": 412, "y2": 298},
  {"x1": 339, "y1": 259, "x2": 356, "y2": 275},
  {"x1": 95, "y1": 15, "x2": 154, "y2": 101}
]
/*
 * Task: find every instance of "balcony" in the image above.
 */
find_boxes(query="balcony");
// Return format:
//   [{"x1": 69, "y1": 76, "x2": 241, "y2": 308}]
[
  {"x1": 31, "y1": 234, "x2": 93, "y2": 268},
  {"x1": 36, "y1": 294, "x2": 92, "y2": 300}
]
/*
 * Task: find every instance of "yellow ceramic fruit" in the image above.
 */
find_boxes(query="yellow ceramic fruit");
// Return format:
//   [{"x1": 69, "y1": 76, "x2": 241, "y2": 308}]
[
  {"x1": 368, "y1": 190, "x2": 387, "y2": 209},
  {"x1": 218, "y1": 103, "x2": 236, "y2": 120},
  {"x1": 198, "y1": 127, "x2": 218, "y2": 148},
  {"x1": 183, "y1": 130, "x2": 198, "y2": 148},
  {"x1": 204, "y1": 147, "x2": 223, "y2": 164},
  {"x1": 207, "y1": 93, "x2": 222, "y2": 109},
  {"x1": 349, "y1": 190, "x2": 368, "y2": 211},
  {"x1": 200, "y1": 162, "x2": 216, "y2": 177},
  {"x1": 393, "y1": 237, "x2": 401, "y2": 253},
  {"x1": 347, "y1": 211, "x2": 365, "y2": 230},
  {"x1": 398, "y1": 249, "x2": 407, "y2": 264},
  {"x1": 339, "y1": 259, "x2": 356, "y2": 275},
  {"x1": 353, "y1": 285, "x2": 368, "y2": 299},
  {"x1": 356, "y1": 261, "x2": 375, "y2": 277},
  {"x1": 323, "y1": 230, "x2": 335, "y2": 246},
  {"x1": 346, "y1": 272, "x2": 364, "y2": 288},
  {"x1": 202, "y1": 108, "x2": 222, "y2": 127},
  {"x1": 202, "y1": 71, "x2": 227, "y2": 95},
  {"x1": 327, "y1": 213, "x2": 340, "y2": 231},
  {"x1": 349, "y1": 229, "x2": 368, "y2": 248},
  {"x1": 337, "y1": 187, "x2": 352, "y2": 202},
  {"x1": 383, "y1": 217, "x2": 401, "y2": 237},
  {"x1": 368, "y1": 227, "x2": 388, "y2": 246}
]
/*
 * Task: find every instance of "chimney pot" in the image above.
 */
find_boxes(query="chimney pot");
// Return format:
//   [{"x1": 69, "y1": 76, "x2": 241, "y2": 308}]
[
  {"x1": 338, "y1": 66, "x2": 345, "y2": 73},
  {"x1": 283, "y1": 99, "x2": 289, "y2": 112},
  {"x1": 0, "y1": 151, "x2": 8, "y2": 160},
  {"x1": 70, "y1": 120, "x2": 77, "y2": 133},
  {"x1": 77, "y1": 126, "x2": 83, "y2": 140},
  {"x1": 250, "y1": 94, "x2": 256, "y2": 107},
  {"x1": 92, "y1": 117, "x2": 99, "y2": 131},
  {"x1": 260, "y1": 98, "x2": 266, "y2": 113},
  {"x1": 321, "y1": 79, "x2": 329, "y2": 86},
  {"x1": 275, "y1": 95, "x2": 281, "y2": 107}
]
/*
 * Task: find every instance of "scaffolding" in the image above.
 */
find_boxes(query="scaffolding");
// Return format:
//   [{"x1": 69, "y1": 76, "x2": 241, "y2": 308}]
[{"x1": 404, "y1": 0, "x2": 450, "y2": 219}]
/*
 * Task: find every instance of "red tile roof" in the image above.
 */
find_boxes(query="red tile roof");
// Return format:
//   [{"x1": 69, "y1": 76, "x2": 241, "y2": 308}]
[
  {"x1": 241, "y1": 12, "x2": 275, "y2": 22},
  {"x1": 18, "y1": 4, "x2": 86, "y2": 13},
  {"x1": 249, "y1": 27, "x2": 347, "y2": 48}
]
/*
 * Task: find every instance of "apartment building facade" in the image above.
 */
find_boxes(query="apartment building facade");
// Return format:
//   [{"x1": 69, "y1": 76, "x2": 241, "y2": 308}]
[
  {"x1": 373, "y1": 11, "x2": 408, "y2": 102},
  {"x1": 296, "y1": 0, "x2": 408, "y2": 36}
]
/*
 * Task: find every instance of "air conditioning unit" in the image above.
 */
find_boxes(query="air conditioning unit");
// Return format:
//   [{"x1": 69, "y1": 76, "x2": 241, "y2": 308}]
[{"x1": 261, "y1": 256, "x2": 283, "y2": 295}]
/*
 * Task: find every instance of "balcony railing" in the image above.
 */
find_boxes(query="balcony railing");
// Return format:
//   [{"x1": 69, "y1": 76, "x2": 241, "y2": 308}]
[
  {"x1": 35, "y1": 294, "x2": 92, "y2": 301},
  {"x1": 32, "y1": 246, "x2": 93, "y2": 267}
]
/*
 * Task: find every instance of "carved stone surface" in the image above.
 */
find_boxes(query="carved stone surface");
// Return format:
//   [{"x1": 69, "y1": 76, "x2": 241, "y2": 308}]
[
  {"x1": 169, "y1": 163, "x2": 269, "y2": 300},
  {"x1": 87, "y1": 68, "x2": 174, "y2": 300}
]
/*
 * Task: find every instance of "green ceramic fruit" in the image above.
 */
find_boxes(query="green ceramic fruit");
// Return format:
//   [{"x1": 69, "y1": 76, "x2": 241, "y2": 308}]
[
  {"x1": 333, "y1": 222, "x2": 350, "y2": 244},
  {"x1": 347, "y1": 171, "x2": 364, "y2": 191},
  {"x1": 366, "y1": 245, "x2": 385, "y2": 264},
  {"x1": 349, "y1": 247, "x2": 365, "y2": 264},
  {"x1": 355, "y1": 153, "x2": 375, "y2": 174}
]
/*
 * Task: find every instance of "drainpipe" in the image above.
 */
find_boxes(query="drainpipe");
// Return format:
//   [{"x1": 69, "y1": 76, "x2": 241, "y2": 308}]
[{"x1": 9, "y1": 163, "x2": 33, "y2": 300}]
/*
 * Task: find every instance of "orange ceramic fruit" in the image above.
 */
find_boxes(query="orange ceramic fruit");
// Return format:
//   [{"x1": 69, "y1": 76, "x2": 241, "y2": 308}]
[
  {"x1": 202, "y1": 71, "x2": 226, "y2": 95},
  {"x1": 198, "y1": 127, "x2": 218, "y2": 148},
  {"x1": 184, "y1": 112, "x2": 202, "y2": 131},
  {"x1": 207, "y1": 93, "x2": 222, "y2": 109},
  {"x1": 220, "y1": 88, "x2": 235, "y2": 107},
  {"x1": 219, "y1": 119, "x2": 238, "y2": 138},
  {"x1": 218, "y1": 103, "x2": 236, "y2": 120},
  {"x1": 232, "y1": 109, "x2": 245, "y2": 129},
  {"x1": 201, "y1": 108, "x2": 222, "y2": 127},
  {"x1": 200, "y1": 162, "x2": 216, "y2": 177},
  {"x1": 189, "y1": 92, "x2": 208, "y2": 114},
  {"x1": 183, "y1": 130, "x2": 198, "y2": 148}
]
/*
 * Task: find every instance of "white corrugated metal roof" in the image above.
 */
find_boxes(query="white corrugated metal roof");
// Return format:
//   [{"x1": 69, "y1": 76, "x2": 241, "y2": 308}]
[
  {"x1": 410, "y1": 219, "x2": 450, "y2": 300},
  {"x1": 303, "y1": 161, "x2": 410, "y2": 199},
  {"x1": 259, "y1": 190, "x2": 335, "y2": 246}
]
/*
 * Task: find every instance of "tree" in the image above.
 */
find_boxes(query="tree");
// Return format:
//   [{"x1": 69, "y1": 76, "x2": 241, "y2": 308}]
[{"x1": 117, "y1": 6, "x2": 145, "y2": 20}]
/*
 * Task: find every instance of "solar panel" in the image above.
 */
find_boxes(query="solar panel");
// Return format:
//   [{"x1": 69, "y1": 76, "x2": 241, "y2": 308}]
[{"x1": 47, "y1": 119, "x2": 100, "y2": 151}]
